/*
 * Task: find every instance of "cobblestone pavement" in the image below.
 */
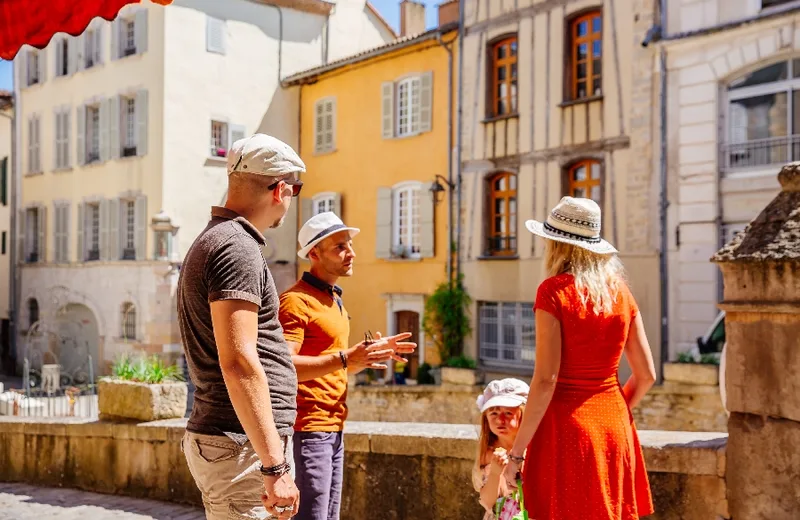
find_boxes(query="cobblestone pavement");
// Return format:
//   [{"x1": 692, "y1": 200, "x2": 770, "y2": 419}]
[{"x1": 0, "y1": 483, "x2": 205, "y2": 520}]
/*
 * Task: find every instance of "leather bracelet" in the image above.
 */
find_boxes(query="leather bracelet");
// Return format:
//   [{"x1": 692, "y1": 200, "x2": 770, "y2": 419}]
[
  {"x1": 509, "y1": 454, "x2": 525, "y2": 464},
  {"x1": 338, "y1": 350, "x2": 348, "y2": 370},
  {"x1": 260, "y1": 460, "x2": 291, "y2": 477}
]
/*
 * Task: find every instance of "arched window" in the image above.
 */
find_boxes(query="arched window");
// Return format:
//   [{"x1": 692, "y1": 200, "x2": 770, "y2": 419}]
[
  {"x1": 569, "y1": 11, "x2": 602, "y2": 100},
  {"x1": 120, "y1": 302, "x2": 136, "y2": 340},
  {"x1": 567, "y1": 159, "x2": 602, "y2": 203},
  {"x1": 724, "y1": 58, "x2": 800, "y2": 171},
  {"x1": 27, "y1": 298, "x2": 39, "y2": 329},
  {"x1": 486, "y1": 172, "x2": 517, "y2": 256},
  {"x1": 490, "y1": 36, "x2": 518, "y2": 117}
]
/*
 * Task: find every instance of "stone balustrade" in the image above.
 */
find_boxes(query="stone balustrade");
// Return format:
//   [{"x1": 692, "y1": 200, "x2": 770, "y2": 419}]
[{"x1": 0, "y1": 417, "x2": 728, "y2": 519}]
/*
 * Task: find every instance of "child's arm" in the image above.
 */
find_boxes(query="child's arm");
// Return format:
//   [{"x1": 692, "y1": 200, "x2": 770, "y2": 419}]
[{"x1": 480, "y1": 449, "x2": 509, "y2": 511}]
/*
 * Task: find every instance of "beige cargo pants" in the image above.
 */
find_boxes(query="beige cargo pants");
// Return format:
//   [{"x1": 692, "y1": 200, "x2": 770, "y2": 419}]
[{"x1": 182, "y1": 431, "x2": 294, "y2": 520}]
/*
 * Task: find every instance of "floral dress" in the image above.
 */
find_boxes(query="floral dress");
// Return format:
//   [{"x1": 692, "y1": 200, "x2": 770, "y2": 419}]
[{"x1": 475, "y1": 464, "x2": 523, "y2": 520}]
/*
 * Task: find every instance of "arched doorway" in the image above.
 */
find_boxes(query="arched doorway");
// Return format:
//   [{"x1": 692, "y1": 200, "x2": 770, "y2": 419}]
[{"x1": 54, "y1": 303, "x2": 100, "y2": 384}]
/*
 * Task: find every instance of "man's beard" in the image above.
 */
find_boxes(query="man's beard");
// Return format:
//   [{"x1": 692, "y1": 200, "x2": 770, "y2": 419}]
[{"x1": 270, "y1": 215, "x2": 285, "y2": 229}]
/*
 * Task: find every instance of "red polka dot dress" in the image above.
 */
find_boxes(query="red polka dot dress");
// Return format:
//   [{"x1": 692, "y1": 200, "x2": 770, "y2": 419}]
[{"x1": 522, "y1": 273, "x2": 654, "y2": 519}]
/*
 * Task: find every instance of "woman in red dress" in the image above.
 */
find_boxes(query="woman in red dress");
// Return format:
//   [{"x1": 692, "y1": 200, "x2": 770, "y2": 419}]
[{"x1": 503, "y1": 196, "x2": 657, "y2": 519}]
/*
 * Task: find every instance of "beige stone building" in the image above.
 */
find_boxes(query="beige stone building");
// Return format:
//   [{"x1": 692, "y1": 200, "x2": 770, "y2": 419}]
[
  {"x1": 13, "y1": 0, "x2": 393, "y2": 379},
  {"x1": 658, "y1": 0, "x2": 797, "y2": 357},
  {"x1": 0, "y1": 91, "x2": 11, "y2": 372},
  {"x1": 457, "y1": 0, "x2": 663, "y2": 378}
]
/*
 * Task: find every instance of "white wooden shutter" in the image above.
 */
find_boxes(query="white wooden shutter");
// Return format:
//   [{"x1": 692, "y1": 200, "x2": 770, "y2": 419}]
[
  {"x1": 375, "y1": 187, "x2": 393, "y2": 258},
  {"x1": 95, "y1": 25, "x2": 105, "y2": 65},
  {"x1": 76, "y1": 203, "x2": 84, "y2": 261},
  {"x1": 206, "y1": 16, "x2": 226, "y2": 54},
  {"x1": 332, "y1": 193, "x2": 342, "y2": 218},
  {"x1": 53, "y1": 203, "x2": 62, "y2": 262},
  {"x1": 134, "y1": 195, "x2": 146, "y2": 260},
  {"x1": 53, "y1": 108, "x2": 60, "y2": 170},
  {"x1": 419, "y1": 187, "x2": 435, "y2": 257},
  {"x1": 36, "y1": 205, "x2": 46, "y2": 262},
  {"x1": 109, "y1": 96, "x2": 120, "y2": 160},
  {"x1": 99, "y1": 199, "x2": 110, "y2": 260},
  {"x1": 18, "y1": 51, "x2": 27, "y2": 88},
  {"x1": 33, "y1": 116, "x2": 40, "y2": 173},
  {"x1": 314, "y1": 101, "x2": 324, "y2": 153},
  {"x1": 76, "y1": 105, "x2": 85, "y2": 166},
  {"x1": 63, "y1": 204, "x2": 71, "y2": 262},
  {"x1": 17, "y1": 209, "x2": 25, "y2": 264},
  {"x1": 109, "y1": 198, "x2": 120, "y2": 260},
  {"x1": 27, "y1": 117, "x2": 33, "y2": 173},
  {"x1": 301, "y1": 198, "x2": 312, "y2": 227},
  {"x1": 110, "y1": 19, "x2": 119, "y2": 60},
  {"x1": 68, "y1": 37, "x2": 79, "y2": 75},
  {"x1": 136, "y1": 89, "x2": 148, "y2": 156},
  {"x1": 324, "y1": 99, "x2": 335, "y2": 151},
  {"x1": 99, "y1": 98, "x2": 109, "y2": 161},
  {"x1": 135, "y1": 10, "x2": 148, "y2": 54},
  {"x1": 381, "y1": 82, "x2": 394, "y2": 139},
  {"x1": 55, "y1": 42, "x2": 63, "y2": 77},
  {"x1": 38, "y1": 48, "x2": 47, "y2": 83},
  {"x1": 419, "y1": 71, "x2": 433, "y2": 133},
  {"x1": 229, "y1": 124, "x2": 245, "y2": 148},
  {"x1": 64, "y1": 109, "x2": 71, "y2": 167},
  {"x1": 76, "y1": 35, "x2": 85, "y2": 72}
]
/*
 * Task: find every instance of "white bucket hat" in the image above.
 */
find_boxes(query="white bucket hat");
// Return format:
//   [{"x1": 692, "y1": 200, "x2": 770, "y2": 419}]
[
  {"x1": 476, "y1": 378, "x2": 529, "y2": 414},
  {"x1": 297, "y1": 212, "x2": 360, "y2": 260},
  {"x1": 525, "y1": 196, "x2": 617, "y2": 255},
  {"x1": 227, "y1": 133, "x2": 306, "y2": 177}
]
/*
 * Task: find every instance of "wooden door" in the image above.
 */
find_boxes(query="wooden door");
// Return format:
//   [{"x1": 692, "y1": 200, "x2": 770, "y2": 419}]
[{"x1": 395, "y1": 311, "x2": 420, "y2": 379}]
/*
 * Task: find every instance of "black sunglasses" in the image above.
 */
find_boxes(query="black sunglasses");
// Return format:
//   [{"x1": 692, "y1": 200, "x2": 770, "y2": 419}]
[{"x1": 268, "y1": 178, "x2": 303, "y2": 197}]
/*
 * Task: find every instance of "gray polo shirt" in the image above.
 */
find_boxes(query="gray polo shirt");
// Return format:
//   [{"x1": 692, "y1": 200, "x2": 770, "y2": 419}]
[{"x1": 177, "y1": 206, "x2": 297, "y2": 437}]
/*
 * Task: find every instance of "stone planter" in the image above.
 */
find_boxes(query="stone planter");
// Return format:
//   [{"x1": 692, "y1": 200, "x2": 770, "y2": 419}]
[
  {"x1": 663, "y1": 362, "x2": 719, "y2": 386},
  {"x1": 440, "y1": 367, "x2": 479, "y2": 386},
  {"x1": 98, "y1": 379, "x2": 187, "y2": 422}
]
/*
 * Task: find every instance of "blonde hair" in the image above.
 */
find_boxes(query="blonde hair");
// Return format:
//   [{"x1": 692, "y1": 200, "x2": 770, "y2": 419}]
[
  {"x1": 544, "y1": 240, "x2": 625, "y2": 315},
  {"x1": 471, "y1": 406, "x2": 524, "y2": 492}
]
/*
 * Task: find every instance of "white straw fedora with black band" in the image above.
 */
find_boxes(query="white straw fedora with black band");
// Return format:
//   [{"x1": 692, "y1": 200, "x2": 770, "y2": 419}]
[
  {"x1": 525, "y1": 196, "x2": 617, "y2": 254},
  {"x1": 297, "y1": 212, "x2": 360, "y2": 260}
]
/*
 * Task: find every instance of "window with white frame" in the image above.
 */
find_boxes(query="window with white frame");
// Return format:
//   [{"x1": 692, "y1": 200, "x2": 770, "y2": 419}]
[
  {"x1": 86, "y1": 203, "x2": 100, "y2": 261},
  {"x1": 723, "y1": 58, "x2": 800, "y2": 172},
  {"x1": 84, "y1": 28, "x2": 101, "y2": 68},
  {"x1": 382, "y1": 72, "x2": 433, "y2": 139},
  {"x1": 211, "y1": 121, "x2": 228, "y2": 157},
  {"x1": 85, "y1": 105, "x2": 100, "y2": 163},
  {"x1": 123, "y1": 199, "x2": 136, "y2": 260},
  {"x1": 120, "y1": 302, "x2": 136, "y2": 340},
  {"x1": 478, "y1": 301, "x2": 535, "y2": 368},
  {"x1": 27, "y1": 115, "x2": 41, "y2": 173},
  {"x1": 392, "y1": 183, "x2": 421, "y2": 257},
  {"x1": 55, "y1": 109, "x2": 70, "y2": 169},
  {"x1": 24, "y1": 207, "x2": 41, "y2": 263},
  {"x1": 26, "y1": 50, "x2": 40, "y2": 86},
  {"x1": 122, "y1": 97, "x2": 137, "y2": 156},
  {"x1": 313, "y1": 194, "x2": 335, "y2": 216},
  {"x1": 56, "y1": 38, "x2": 69, "y2": 77},
  {"x1": 314, "y1": 98, "x2": 336, "y2": 154},
  {"x1": 206, "y1": 15, "x2": 226, "y2": 54}
]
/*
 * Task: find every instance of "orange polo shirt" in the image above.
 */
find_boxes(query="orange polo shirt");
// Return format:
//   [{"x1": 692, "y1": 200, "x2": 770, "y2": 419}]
[{"x1": 279, "y1": 274, "x2": 350, "y2": 432}]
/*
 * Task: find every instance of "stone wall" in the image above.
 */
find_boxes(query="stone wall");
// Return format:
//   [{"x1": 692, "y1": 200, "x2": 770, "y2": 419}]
[
  {"x1": 348, "y1": 373, "x2": 727, "y2": 433},
  {"x1": 0, "y1": 417, "x2": 728, "y2": 520}
]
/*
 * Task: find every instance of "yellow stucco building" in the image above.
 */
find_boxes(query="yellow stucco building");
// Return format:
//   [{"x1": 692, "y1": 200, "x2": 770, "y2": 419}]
[{"x1": 284, "y1": 2, "x2": 458, "y2": 381}]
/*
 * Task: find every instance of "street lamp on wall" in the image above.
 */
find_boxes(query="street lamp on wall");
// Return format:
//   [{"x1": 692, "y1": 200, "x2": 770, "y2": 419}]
[{"x1": 429, "y1": 174, "x2": 455, "y2": 205}]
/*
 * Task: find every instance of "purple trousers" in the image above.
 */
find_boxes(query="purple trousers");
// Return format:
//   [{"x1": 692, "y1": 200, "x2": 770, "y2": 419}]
[{"x1": 293, "y1": 431, "x2": 344, "y2": 520}]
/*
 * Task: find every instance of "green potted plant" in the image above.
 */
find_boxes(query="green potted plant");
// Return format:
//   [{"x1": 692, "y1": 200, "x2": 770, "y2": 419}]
[
  {"x1": 98, "y1": 355, "x2": 187, "y2": 422},
  {"x1": 423, "y1": 275, "x2": 476, "y2": 386}
]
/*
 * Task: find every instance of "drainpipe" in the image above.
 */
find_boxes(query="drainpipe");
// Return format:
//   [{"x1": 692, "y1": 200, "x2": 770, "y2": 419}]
[
  {"x1": 456, "y1": 0, "x2": 464, "y2": 286},
  {"x1": 436, "y1": 33, "x2": 454, "y2": 285},
  {"x1": 658, "y1": 0, "x2": 669, "y2": 379}
]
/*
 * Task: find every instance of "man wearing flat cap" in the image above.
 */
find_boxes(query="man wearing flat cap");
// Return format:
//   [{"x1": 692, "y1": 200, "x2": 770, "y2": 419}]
[
  {"x1": 178, "y1": 134, "x2": 304, "y2": 519},
  {"x1": 279, "y1": 212, "x2": 417, "y2": 520}
]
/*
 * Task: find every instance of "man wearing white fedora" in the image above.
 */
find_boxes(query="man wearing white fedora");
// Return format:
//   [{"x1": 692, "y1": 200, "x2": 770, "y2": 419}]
[
  {"x1": 279, "y1": 211, "x2": 417, "y2": 520},
  {"x1": 178, "y1": 134, "x2": 304, "y2": 519}
]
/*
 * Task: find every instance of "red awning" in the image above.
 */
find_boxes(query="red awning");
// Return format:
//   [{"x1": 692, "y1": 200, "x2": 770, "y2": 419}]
[{"x1": 0, "y1": 0, "x2": 173, "y2": 60}]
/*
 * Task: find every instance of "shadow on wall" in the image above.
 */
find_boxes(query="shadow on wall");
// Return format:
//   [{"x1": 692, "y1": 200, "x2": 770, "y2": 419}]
[{"x1": 170, "y1": 0, "x2": 324, "y2": 44}]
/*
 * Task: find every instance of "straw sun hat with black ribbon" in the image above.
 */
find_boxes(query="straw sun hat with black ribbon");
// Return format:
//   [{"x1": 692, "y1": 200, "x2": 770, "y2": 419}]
[{"x1": 525, "y1": 196, "x2": 617, "y2": 255}]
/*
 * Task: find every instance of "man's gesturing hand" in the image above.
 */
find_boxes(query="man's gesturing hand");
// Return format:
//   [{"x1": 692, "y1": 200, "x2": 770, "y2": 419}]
[
  {"x1": 262, "y1": 473, "x2": 299, "y2": 519},
  {"x1": 374, "y1": 331, "x2": 417, "y2": 364}
]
